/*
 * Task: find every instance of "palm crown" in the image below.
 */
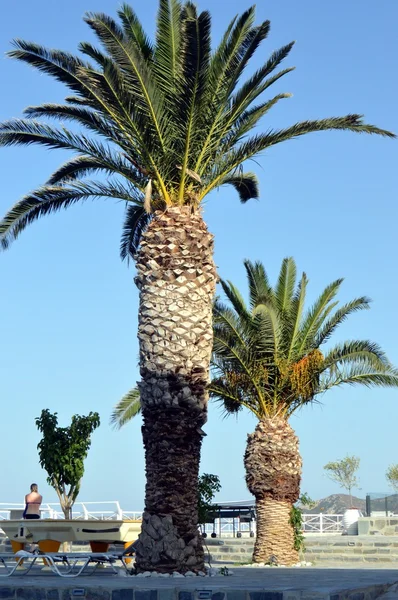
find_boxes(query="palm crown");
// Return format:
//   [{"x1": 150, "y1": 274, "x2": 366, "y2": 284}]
[
  {"x1": 0, "y1": 1, "x2": 394, "y2": 257},
  {"x1": 210, "y1": 258, "x2": 398, "y2": 420}
]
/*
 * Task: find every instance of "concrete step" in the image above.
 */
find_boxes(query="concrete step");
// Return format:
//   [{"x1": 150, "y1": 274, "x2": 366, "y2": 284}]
[
  {"x1": 203, "y1": 538, "x2": 254, "y2": 545},
  {"x1": 206, "y1": 553, "x2": 252, "y2": 563},
  {"x1": 307, "y1": 554, "x2": 398, "y2": 563},
  {"x1": 305, "y1": 546, "x2": 396, "y2": 554},
  {"x1": 204, "y1": 535, "x2": 398, "y2": 565}
]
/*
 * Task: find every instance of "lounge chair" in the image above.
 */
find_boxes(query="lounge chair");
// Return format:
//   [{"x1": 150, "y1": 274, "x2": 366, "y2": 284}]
[
  {"x1": 0, "y1": 541, "x2": 137, "y2": 578},
  {"x1": 0, "y1": 551, "x2": 41, "y2": 577},
  {"x1": 43, "y1": 541, "x2": 137, "y2": 577}
]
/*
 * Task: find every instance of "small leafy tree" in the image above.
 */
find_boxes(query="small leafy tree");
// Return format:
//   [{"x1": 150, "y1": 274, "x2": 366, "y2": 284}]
[
  {"x1": 324, "y1": 455, "x2": 360, "y2": 507},
  {"x1": 36, "y1": 409, "x2": 100, "y2": 519},
  {"x1": 386, "y1": 465, "x2": 398, "y2": 492},
  {"x1": 198, "y1": 473, "x2": 221, "y2": 527}
]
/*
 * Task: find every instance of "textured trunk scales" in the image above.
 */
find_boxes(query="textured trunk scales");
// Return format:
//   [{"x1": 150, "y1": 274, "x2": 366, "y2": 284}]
[
  {"x1": 244, "y1": 417, "x2": 302, "y2": 565},
  {"x1": 134, "y1": 206, "x2": 217, "y2": 573}
]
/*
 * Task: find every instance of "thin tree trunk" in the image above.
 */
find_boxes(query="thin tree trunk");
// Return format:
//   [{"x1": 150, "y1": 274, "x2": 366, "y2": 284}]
[
  {"x1": 134, "y1": 206, "x2": 217, "y2": 573},
  {"x1": 253, "y1": 497, "x2": 298, "y2": 565},
  {"x1": 244, "y1": 418, "x2": 302, "y2": 566},
  {"x1": 63, "y1": 506, "x2": 72, "y2": 520}
]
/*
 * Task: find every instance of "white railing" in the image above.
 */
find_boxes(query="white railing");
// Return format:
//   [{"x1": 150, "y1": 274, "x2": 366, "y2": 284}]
[
  {"x1": 202, "y1": 514, "x2": 344, "y2": 537},
  {"x1": 0, "y1": 502, "x2": 343, "y2": 536},
  {"x1": 0, "y1": 501, "x2": 142, "y2": 522},
  {"x1": 302, "y1": 513, "x2": 343, "y2": 534}
]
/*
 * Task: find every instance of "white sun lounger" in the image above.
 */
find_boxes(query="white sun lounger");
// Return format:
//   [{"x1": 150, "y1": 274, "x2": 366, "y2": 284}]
[
  {"x1": 0, "y1": 541, "x2": 137, "y2": 578},
  {"x1": 0, "y1": 552, "x2": 43, "y2": 576}
]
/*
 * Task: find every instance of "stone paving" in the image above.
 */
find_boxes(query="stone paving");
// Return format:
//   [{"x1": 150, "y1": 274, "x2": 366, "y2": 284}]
[{"x1": 0, "y1": 566, "x2": 397, "y2": 600}]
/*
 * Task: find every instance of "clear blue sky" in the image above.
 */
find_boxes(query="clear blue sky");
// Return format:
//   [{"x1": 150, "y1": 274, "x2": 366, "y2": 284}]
[{"x1": 0, "y1": 0, "x2": 397, "y2": 511}]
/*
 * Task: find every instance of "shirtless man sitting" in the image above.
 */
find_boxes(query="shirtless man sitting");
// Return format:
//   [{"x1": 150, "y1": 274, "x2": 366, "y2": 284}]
[{"x1": 24, "y1": 483, "x2": 42, "y2": 519}]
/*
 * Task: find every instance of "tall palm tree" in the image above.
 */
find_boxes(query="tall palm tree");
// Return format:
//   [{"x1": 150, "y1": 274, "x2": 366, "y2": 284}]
[
  {"x1": 0, "y1": 1, "x2": 394, "y2": 572},
  {"x1": 210, "y1": 258, "x2": 398, "y2": 565}
]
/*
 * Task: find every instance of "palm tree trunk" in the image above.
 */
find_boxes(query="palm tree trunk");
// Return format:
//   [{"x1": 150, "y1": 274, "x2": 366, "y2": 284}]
[
  {"x1": 134, "y1": 206, "x2": 217, "y2": 573},
  {"x1": 254, "y1": 497, "x2": 297, "y2": 564},
  {"x1": 244, "y1": 417, "x2": 302, "y2": 565}
]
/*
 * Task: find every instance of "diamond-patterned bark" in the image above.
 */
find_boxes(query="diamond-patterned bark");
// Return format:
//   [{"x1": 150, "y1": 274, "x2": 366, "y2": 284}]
[
  {"x1": 134, "y1": 206, "x2": 217, "y2": 573},
  {"x1": 244, "y1": 418, "x2": 302, "y2": 565}
]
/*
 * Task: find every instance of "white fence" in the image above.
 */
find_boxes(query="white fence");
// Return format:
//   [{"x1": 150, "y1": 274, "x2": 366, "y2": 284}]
[
  {"x1": 0, "y1": 501, "x2": 142, "y2": 521},
  {"x1": 202, "y1": 513, "x2": 344, "y2": 537},
  {"x1": 0, "y1": 501, "x2": 343, "y2": 536},
  {"x1": 302, "y1": 513, "x2": 343, "y2": 534}
]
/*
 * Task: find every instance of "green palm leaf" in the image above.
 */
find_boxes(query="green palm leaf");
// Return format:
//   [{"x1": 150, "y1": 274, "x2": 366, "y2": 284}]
[
  {"x1": 295, "y1": 279, "x2": 344, "y2": 356},
  {"x1": 154, "y1": 0, "x2": 182, "y2": 91},
  {"x1": 275, "y1": 257, "x2": 296, "y2": 314},
  {"x1": 0, "y1": 181, "x2": 141, "y2": 248},
  {"x1": 243, "y1": 260, "x2": 273, "y2": 308},
  {"x1": 219, "y1": 172, "x2": 259, "y2": 203},
  {"x1": 118, "y1": 4, "x2": 153, "y2": 61},
  {"x1": 110, "y1": 388, "x2": 141, "y2": 429},
  {"x1": 120, "y1": 204, "x2": 152, "y2": 262},
  {"x1": 84, "y1": 12, "x2": 167, "y2": 149},
  {"x1": 315, "y1": 297, "x2": 371, "y2": 347}
]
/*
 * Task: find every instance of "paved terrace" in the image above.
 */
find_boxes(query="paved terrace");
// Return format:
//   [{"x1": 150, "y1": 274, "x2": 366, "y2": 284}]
[{"x1": 0, "y1": 567, "x2": 397, "y2": 600}]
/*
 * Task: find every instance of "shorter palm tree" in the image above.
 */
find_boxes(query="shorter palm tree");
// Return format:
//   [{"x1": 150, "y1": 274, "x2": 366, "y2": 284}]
[{"x1": 210, "y1": 258, "x2": 398, "y2": 565}]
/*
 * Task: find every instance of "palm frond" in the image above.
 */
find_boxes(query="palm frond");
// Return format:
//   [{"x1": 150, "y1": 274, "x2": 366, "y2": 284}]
[
  {"x1": 78, "y1": 42, "x2": 109, "y2": 67},
  {"x1": 243, "y1": 260, "x2": 273, "y2": 308},
  {"x1": 47, "y1": 155, "x2": 109, "y2": 184},
  {"x1": 322, "y1": 364, "x2": 398, "y2": 391},
  {"x1": 84, "y1": 11, "x2": 167, "y2": 149},
  {"x1": 231, "y1": 42, "x2": 295, "y2": 115},
  {"x1": 295, "y1": 279, "x2": 343, "y2": 356},
  {"x1": 322, "y1": 340, "x2": 391, "y2": 370},
  {"x1": 120, "y1": 204, "x2": 152, "y2": 262},
  {"x1": 153, "y1": 0, "x2": 182, "y2": 92},
  {"x1": 23, "y1": 103, "x2": 124, "y2": 143},
  {"x1": 177, "y1": 6, "x2": 211, "y2": 201},
  {"x1": 275, "y1": 257, "x2": 296, "y2": 314},
  {"x1": 118, "y1": 3, "x2": 153, "y2": 61},
  {"x1": 315, "y1": 297, "x2": 371, "y2": 347},
  {"x1": 7, "y1": 40, "x2": 95, "y2": 99},
  {"x1": 110, "y1": 387, "x2": 141, "y2": 429},
  {"x1": 252, "y1": 303, "x2": 281, "y2": 356},
  {"x1": 219, "y1": 172, "x2": 259, "y2": 202},
  {"x1": 219, "y1": 279, "x2": 251, "y2": 324},
  {"x1": 200, "y1": 115, "x2": 395, "y2": 199},
  {"x1": 213, "y1": 301, "x2": 250, "y2": 360},
  {"x1": 209, "y1": 378, "x2": 259, "y2": 419},
  {"x1": 0, "y1": 181, "x2": 140, "y2": 249},
  {"x1": 226, "y1": 19, "x2": 271, "y2": 96},
  {"x1": 222, "y1": 94, "x2": 292, "y2": 150},
  {"x1": 193, "y1": 7, "x2": 256, "y2": 172},
  {"x1": 286, "y1": 272, "x2": 308, "y2": 360}
]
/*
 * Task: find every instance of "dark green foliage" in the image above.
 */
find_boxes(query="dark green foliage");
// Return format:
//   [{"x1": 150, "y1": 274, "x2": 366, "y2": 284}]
[
  {"x1": 198, "y1": 473, "x2": 221, "y2": 525},
  {"x1": 36, "y1": 409, "x2": 100, "y2": 517},
  {"x1": 290, "y1": 493, "x2": 315, "y2": 551},
  {"x1": 0, "y1": 3, "x2": 394, "y2": 255},
  {"x1": 290, "y1": 505, "x2": 304, "y2": 552}
]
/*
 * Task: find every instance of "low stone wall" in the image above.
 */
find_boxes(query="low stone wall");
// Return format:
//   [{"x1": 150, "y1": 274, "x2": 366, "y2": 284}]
[{"x1": 358, "y1": 517, "x2": 398, "y2": 535}]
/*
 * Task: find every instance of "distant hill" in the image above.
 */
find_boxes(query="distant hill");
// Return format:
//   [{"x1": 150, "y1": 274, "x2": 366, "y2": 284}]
[{"x1": 300, "y1": 493, "x2": 398, "y2": 514}]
